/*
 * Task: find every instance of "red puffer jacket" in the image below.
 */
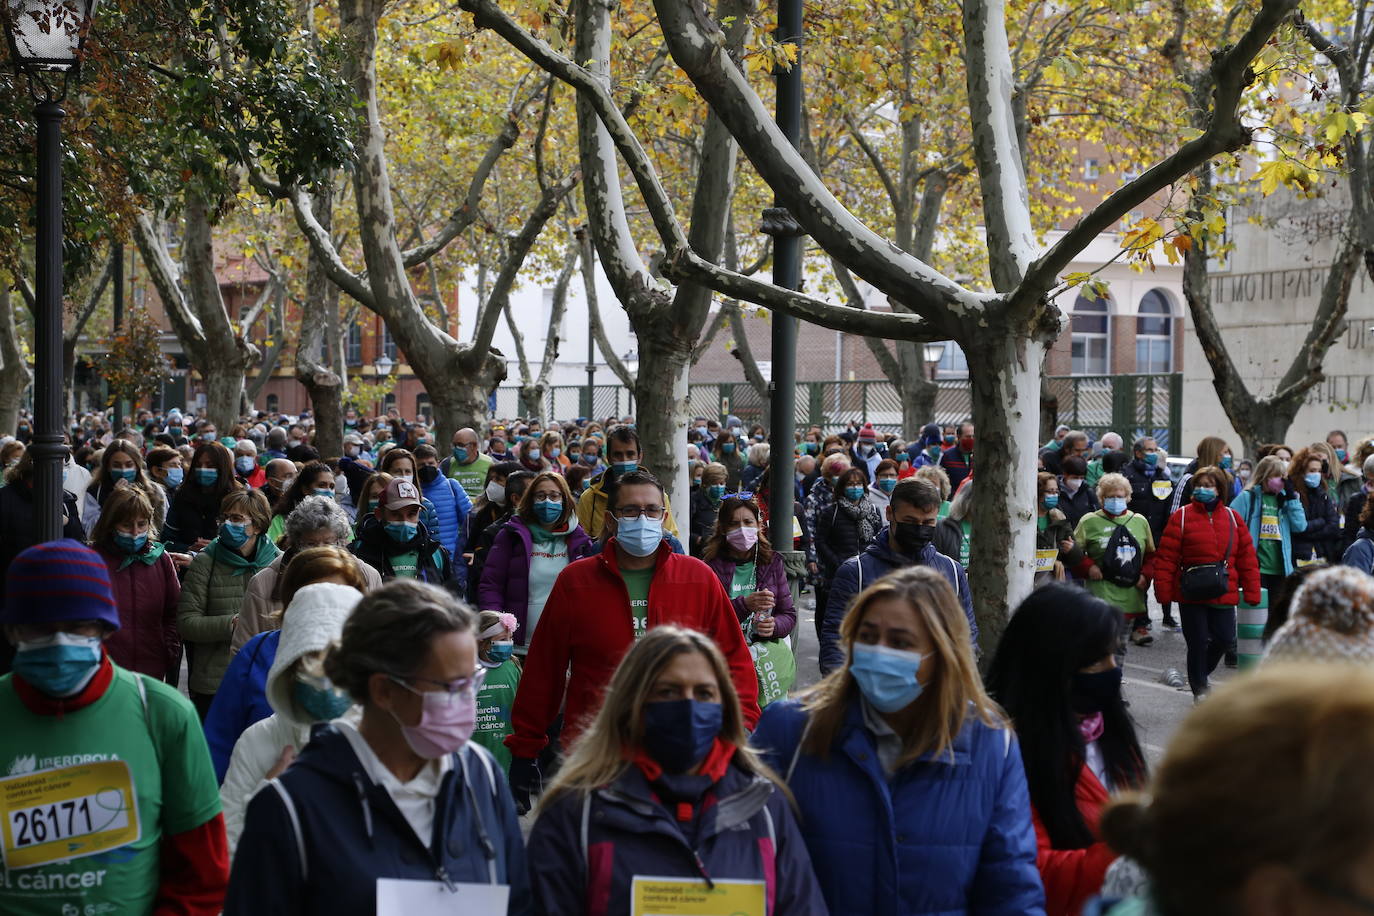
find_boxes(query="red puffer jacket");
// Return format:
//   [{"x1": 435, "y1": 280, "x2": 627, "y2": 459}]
[
  {"x1": 1033, "y1": 764, "x2": 1115, "y2": 916},
  {"x1": 1153, "y1": 502, "x2": 1260, "y2": 606},
  {"x1": 507, "y1": 540, "x2": 760, "y2": 760}
]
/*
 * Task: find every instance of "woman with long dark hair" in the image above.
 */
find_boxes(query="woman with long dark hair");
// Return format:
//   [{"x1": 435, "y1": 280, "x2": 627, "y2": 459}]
[
  {"x1": 267, "y1": 460, "x2": 336, "y2": 545},
  {"x1": 82, "y1": 437, "x2": 168, "y2": 538},
  {"x1": 986, "y1": 584, "x2": 1147, "y2": 916},
  {"x1": 163, "y1": 441, "x2": 240, "y2": 552}
]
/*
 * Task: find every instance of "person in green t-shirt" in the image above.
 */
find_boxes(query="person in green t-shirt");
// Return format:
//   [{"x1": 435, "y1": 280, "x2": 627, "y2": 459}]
[
  {"x1": 472, "y1": 611, "x2": 521, "y2": 770},
  {"x1": 1074, "y1": 472, "x2": 1157, "y2": 657},
  {"x1": 445, "y1": 427, "x2": 494, "y2": 502},
  {"x1": 1, "y1": 540, "x2": 227, "y2": 916}
]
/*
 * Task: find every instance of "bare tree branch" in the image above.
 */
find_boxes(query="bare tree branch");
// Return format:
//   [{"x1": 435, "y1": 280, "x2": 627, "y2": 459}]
[
  {"x1": 577, "y1": 227, "x2": 635, "y2": 387},
  {"x1": 64, "y1": 249, "x2": 115, "y2": 347}
]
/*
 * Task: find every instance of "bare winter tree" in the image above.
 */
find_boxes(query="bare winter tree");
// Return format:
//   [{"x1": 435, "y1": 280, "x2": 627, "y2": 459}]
[
  {"x1": 0, "y1": 283, "x2": 30, "y2": 433},
  {"x1": 464, "y1": 0, "x2": 1299, "y2": 648},
  {"x1": 16, "y1": 247, "x2": 115, "y2": 415},
  {"x1": 505, "y1": 236, "x2": 577, "y2": 417}
]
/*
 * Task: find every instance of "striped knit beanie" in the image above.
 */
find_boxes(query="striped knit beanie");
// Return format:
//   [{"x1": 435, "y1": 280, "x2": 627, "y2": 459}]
[
  {"x1": 1, "y1": 539, "x2": 119, "y2": 630},
  {"x1": 1265, "y1": 566, "x2": 1374, "y2": 665}
]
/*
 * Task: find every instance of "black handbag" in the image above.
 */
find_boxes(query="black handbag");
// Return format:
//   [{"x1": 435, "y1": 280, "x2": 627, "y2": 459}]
[{"x1": 1179, "y1": 506, "x2": 1234, "y2": 602}]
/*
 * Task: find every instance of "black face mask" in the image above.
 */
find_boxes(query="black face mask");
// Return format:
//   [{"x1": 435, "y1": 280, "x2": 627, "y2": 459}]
[
  {"x1": 1070, "y1": 667, "x2": 1123, "y2": 714},
  {"x1": 893, "y1": 520, "x2": 935, "y2": 554},
  {"x1": 418, "y1": 465, "x2": 440, "y2": 485}
]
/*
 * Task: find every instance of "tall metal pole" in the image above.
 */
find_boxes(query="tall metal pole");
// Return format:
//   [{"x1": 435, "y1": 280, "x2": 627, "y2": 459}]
[
  {"x1": 32, "y1": 100, "x2": 68, "y2": 542},
  {"x1": 766, "y1": 0, "x2": 804, "y2": 551},
  {"x1": 112, "y1": 242, "x2": 124, "y2": 430}
]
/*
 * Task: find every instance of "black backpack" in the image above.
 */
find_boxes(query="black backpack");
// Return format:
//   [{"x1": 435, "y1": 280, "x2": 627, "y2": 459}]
[{"x1": 1099, "y1": 514, "x2": 1144, "y2": 587}]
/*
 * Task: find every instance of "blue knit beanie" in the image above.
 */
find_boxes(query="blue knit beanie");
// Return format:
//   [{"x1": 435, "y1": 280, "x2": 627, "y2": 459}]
[{"x1": 1, "y1": 539, "x2": 120, "y2": 630}]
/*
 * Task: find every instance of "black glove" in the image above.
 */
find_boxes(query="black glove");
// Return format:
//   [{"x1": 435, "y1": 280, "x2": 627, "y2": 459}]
[
  {"x1": 1283, "y1": 480, "x2": 1298, "y2": 501},
  {"x1": 507, "y1": 756, "x2": 542, "y2": 815}
]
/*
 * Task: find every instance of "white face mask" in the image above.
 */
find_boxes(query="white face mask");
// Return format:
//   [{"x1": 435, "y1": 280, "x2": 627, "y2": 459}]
[{"x1": 486, "y1": 481, "x2": 506, "y2": 503}]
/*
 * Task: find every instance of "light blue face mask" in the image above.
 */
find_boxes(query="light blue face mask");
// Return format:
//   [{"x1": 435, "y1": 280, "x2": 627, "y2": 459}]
[
  {"x1": 165, "y1": 467, "x2": 184, "y2": 487},
  {"x1": 219, "y1": 521, "x2": 249, "y2": 548},
  {"x1": 1103, "y1": 496, "x2": 1128, "y2": 515},
  {"x1": 878, "y1": 478, "x2": 897, "y2": 493},
  {"x1": 234, "y1": 456, "x2": 256, "y2": 474},
  {"x1": 1193, "y1": 487, "x2": 1218, "y2": 504},
  {"x1": 14, "y1": 632, "x2": 104, "y2": 697},
  {"x1": 111, "y1": 467, "x2": 136, "y2": 482},
  {"x1": 114, "y1": 531, "x2": 148, "y2": 554},
  {"x1": 708, "y1": 484, "x2": 726, "y2": 503},
  {"x1": 1305, "y1": 472, "x2": 1322, "y2": 489},
  {"x1": 385, "y1": 521, "x2": 418, "y2": 543},
  {"x1": 534, "y1": 499, "x2": 563, "y2": 524},
  {"x1": 453, "y1": 446, "x2": 471, "y2": 463},
  {"x1": 612, "y1": 460, "x2": 638, "y2": 476},
  {"x1": 194, "y1": 468, "x2": 219, "y2": 487},
  {"x1": 1144, "y1": 452, "x2": 1158, "y2": 468},
  {"x1": 1042, "y1": 493, "x2": 1059, "y2": 509},
  {"x1": 313, "y1": 488, "x2": 335, "y2": 499},
  {"x1": 844, "y1": 486, "x2": 865, "y2": 502},
  {"x1": 850, "y1": 643, "x2": 928, "y2": 713},
  {"x1": 487, "y1": 641, "x2": 515, "y2": 664},
  {"x1": 616, "y1": 515, "x2": 663, "y2": 557}
]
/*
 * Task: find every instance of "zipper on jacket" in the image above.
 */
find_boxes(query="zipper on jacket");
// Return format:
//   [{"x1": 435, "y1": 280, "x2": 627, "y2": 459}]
[
  {"x1": 353, "y1": 772, "x2": 374, "y2": 843},
  {"x1": 692, "y1": 851, "x2": 716, "y2": 890}
]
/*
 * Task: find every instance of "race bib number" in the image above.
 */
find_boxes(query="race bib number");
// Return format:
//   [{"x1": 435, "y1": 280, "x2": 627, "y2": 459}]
[
  {"x1": 1034, "y1": 548, "x2": 1057, "y2": 572},
  {"x1": 631, "y1": 876, "x2": 766, "y2": 916},
  {"x1": 1296, "y1": 555, "x2": 1326, "y2": 569},
  {"x1": 1260, "y1": 514, "x2": 1281, "y2": 541},
  {"x1": 1152, "y1": 480, "x2": 1173, "y2": 500},
  {"x1": 0, "y1": 760, "x2": 140, "y2": 870},
  {"x1": 376, "y1": 878, "x2": 509, "y2": 915}
]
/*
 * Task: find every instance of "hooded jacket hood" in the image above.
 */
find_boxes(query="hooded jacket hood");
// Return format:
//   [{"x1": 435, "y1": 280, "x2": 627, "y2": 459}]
[{"x1": 266, "y1": 582, "x2": 363, "y2": 724}]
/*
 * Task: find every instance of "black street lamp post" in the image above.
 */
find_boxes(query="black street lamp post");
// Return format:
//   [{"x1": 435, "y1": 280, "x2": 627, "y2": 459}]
[
  {"x1": 764, "y1": 0, "x2": 804, "y2": 552},
  {"x1": 3, "y1": 0, "x2": 101, "y2": 543}
]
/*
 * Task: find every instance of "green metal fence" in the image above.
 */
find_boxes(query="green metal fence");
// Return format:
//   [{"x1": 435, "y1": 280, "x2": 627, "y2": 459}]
[{"x1": 501, "y1": 373, "x2": 1182, "y2": 451}]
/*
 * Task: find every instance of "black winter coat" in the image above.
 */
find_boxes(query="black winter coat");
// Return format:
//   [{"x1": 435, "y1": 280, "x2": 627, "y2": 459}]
[{"x1": 1292, "y1": 483, "x2": 1341, "y2": 563}]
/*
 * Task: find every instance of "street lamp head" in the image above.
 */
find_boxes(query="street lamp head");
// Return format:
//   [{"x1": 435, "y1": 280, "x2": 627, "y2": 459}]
[
  {"x1": 3, "y1": 0, "x2": 99, "y2": 70},
  {"x1": 374, "y1": 354, "x2": 394, "y2": 376},
  {"x1": 923, "y1": 341, "x2": 946, "y2": 364}
]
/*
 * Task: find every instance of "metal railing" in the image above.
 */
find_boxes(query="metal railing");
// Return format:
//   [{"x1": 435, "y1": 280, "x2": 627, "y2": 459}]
[{"x1": 500, "y1": 373, "x2": 1182, "y2": 449}]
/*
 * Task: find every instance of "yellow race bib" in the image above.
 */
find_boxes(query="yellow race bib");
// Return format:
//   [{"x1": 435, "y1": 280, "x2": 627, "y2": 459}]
[
  {"x1": 0, "y1": 760, "x2": 141, "y2": 870},
  {"x1": 1034, "y1": 548, "x2": 1058, "y2": 572},
  {"x1": 631, "y1": 876, "x2": 766, "y2": 916},
  {"x1": 1152, "y1": 480, "x2": 1173, "y2": 500},
  {"x1": 1260, "y1": 514, "x2": 1281, "y2": 541}
]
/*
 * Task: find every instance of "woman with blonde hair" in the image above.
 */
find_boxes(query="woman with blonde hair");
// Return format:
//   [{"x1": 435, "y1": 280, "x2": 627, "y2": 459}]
[
  {"x1": 1230, "y1": 454, "x2": 1309, "y2": 598},
  {"x1": 914, "y1": 463, "x2": 952, "y2": 519},
  {"x1": 752, "y1": 565, "x2": 1044, "y2": 916},
  {"x1": 527, "y1": 626, "x2": 826, "y2": 915},
  {"x1": 1091, "y1": 665, "x2": 1374, "y2": 915}
]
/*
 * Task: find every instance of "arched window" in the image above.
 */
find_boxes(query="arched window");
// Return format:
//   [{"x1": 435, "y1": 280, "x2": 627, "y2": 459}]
[
  {"x1": 1136, "y1": 290, "x2": 1173, "y2": 373},
  {"x1": 1071, "y1": 294, "x2": 1110, "y2": 375},
  {"x1": 265, "y1": 393, "x2": 279, "y2": 413}
]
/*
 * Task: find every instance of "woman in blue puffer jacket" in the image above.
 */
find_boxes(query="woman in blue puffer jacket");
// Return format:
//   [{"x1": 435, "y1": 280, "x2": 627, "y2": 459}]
[
  {"x1": 752, "y1": 564, "x2": 1045, "y2": 916},
  {"x1": 527, "y1": 626, "x2": 826, "y2": 916}
]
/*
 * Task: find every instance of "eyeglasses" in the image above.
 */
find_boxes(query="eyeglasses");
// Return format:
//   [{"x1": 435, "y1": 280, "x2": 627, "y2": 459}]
[
  {"x1": 389, "y1": 669, "x2": 486, "y2": 702},
  {"x1": 612, "y1": 505, "x2": 665, "y2": 520}
]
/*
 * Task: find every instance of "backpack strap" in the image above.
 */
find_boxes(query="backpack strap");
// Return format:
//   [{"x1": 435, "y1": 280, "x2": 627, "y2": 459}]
[{"x1": 269, "y1": 778, "x2": 308, "y2": 880}]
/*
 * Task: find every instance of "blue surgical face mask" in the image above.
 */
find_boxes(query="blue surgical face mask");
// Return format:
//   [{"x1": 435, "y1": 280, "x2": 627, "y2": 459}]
[
  {"x1": 550, "y1": 448, "x2": 561, "y2": 459},
  {"x1": 487, "y1": 640, "x2": 515, "y2": 664},
  {"x1": 194, "y1": 468, "x2": 219, "y2": 487},
  {"x1": 453, "y1": 445, "x2": 470, "y2": 463},
  {"x1": 165, "y1": 467, "x2": 184, "y2": 487},
  {"x1": 114, "y1": 531, "x2": 148, "y2": 554},
  {"x1": 1192, "y1": 486, "x2": 1218, "y2": 504},
  {"x1": 850, "y1": 643, "x2": 927, "y2": 713},
  {"x1": 708, "y1": 484, "x2": 726, "y2": 502},
  {"x1": 844, "y1": 485, "x2": 865, "y2": 502},
  {"x1": 313, "y1": 488, "x2": 334, "y2": 499},
  {"x1": 385, "y1": 521, "x2": 418, "y2": 543},
  {"x1": 641, "y1": 698, "x2": 723, "y2": 773},
  {"x1": 292, "y1": 675, "x2": 353, "y2": 721},
  {"x1": 234, "y1": 456, "x2": 255, "y2": 474},
  {"x1": 1337, "y1": 448, "x2": 1348, "y2": 463},
  {"x1": 14, "y1": 632, "x2": 104, "y2": 697},
  {"x1": 534, "y1": 498, "x2": 563, "y2": 524},
  {"x1": 111, "y1": 467, "x2": 136, "y2": 482},
  {"x1": 722, "y1": 443, "x2": 736, "y2": 454},
  {"x1": 219, "y1": 521, "x2": 249, "y2": 548},
  {"x1": 1219, "y1": 455, "x2": 1233, "y2": 471},
  {"x1": 1042, "y1": 493, "x2": 1059, "y2": 509},
  {"x1": 527, "y1": 448, "x2": 542, "y2": 461},
  {"x1": 1104, "y1": 496, "x2": 1128, "y2": 515},
  {"x1": 616, "y1": 514, "x2": 663, "y2": 557},
  {"x1": 612, "y1": 460, "x2": 638, "y2": 476},
  {"x1": 1305, "y1": 472, "x2": 1322, "y2": 488},
  {"x1": 1144, "y1": 452, "x2": 1158, "y2": 468},
  {"x1": 878, "y1": 478, "x2": 897, "y2": 494}
]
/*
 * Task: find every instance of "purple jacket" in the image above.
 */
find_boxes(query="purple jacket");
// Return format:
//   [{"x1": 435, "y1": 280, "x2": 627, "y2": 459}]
[
  {"x1": 96, "y1": 545, "x2": 182, "y2": 683},
  {"x1": 704, "y1": 552, "x2": 797, "y2": 639},
  {"x1": 478, "y1": 515, "x2": 595, "y2": 647}
]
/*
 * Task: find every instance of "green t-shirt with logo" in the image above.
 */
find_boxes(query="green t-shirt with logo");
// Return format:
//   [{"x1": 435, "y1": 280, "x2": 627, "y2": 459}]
[
  {"x1": 622, "y1": 565, "x2": 655, "y2": 639},
  {"x1": 447, "y1": 452, "x2": 493, "y2": 502},
  {"x1": 1257, "y1": 493, "x2": 1285, "y2": 575},
  {"x1": 729, "y1": 561, "x2": 756, "y2": 600},
  {"x1": 1074, "y1": 510, "x2": 1156, "y2": 616},
  {"x1": 389, "y1": 550, "x2": 421, "y2": 579},
  {"x1": 0, "y1": 668, "x2": 221, "y2": 916},
  {"x1": 472, "y1": 659, "x2": 520, "y2": 771}
]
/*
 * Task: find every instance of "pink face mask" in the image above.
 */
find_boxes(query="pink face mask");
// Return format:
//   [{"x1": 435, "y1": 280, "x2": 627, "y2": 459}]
[
  {"x1": 726, "y1": 525, "x2": 759, "y2": 552},
  {"x1": 1264, "y1": 476, "x2": 1285, "y2": 495},
  {"x1": 389, "y1": 676, "x2": 479, "y2": 759}
]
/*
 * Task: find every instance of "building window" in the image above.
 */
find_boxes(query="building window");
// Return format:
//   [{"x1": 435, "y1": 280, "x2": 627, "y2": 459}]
[
  {"x1": 416, "y1": 394, "x2": 432, "y2": 420},
  {"x1": 936, "y1": 342, "x2": 969, "y2": 379},
  {"x1": 265, "y1": 393, "x2": 279, "y2": 413},
  {"x1": 1071, "y1": 294, "x2": 1110, "y2": 376},
  {"x1": 346, "y1": 323, "x2": 362, "y2": 367},
  {"x1": 383, "y1": 392, "x2": 396, "y2": 412},
  {"x1": 382, "y1": 323, "x2": 398, "y2": 360},
  {"x1": 1083, "y1": 159, "x2": 1100, "y2": 180},
  {"x1": 1136, "y1": 289, "x2": 1174, "y2": 373}
]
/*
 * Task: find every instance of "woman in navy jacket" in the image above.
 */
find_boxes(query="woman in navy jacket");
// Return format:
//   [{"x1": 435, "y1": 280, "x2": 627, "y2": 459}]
[
  {"x1": 225, "y1": 579, "x2": 530, "y2": 915},
  {"x1": 527, "y1": 625, "x2": 825, "y2": 916},
  {"x1": 752, "y1": 564, "x2": 1045, "y2": 916}
]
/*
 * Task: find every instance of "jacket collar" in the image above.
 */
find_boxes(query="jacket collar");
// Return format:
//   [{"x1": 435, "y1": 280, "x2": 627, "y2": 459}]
[
  {"x1": 598, "y1": 537, "x2": 674, "y2": 575},
  {"x1": 839, "y1": 696, "x2": 974, "y2": 768}
]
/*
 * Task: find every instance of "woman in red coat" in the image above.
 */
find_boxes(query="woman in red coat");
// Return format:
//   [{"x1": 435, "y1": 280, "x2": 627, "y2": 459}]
[
  {"x1": 987, "y1": 584, "x2": 1148, "y2": 916},
  {"x1": 91, "y1": 485, "x2": 183, "y2": 684},
  {"x1": 1153, "y1": 465, "x2": 1261, "y2": 699}
]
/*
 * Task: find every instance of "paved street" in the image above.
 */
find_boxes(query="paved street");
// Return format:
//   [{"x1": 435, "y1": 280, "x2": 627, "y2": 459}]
[{"x1": 790, "y1": 589, "x2": 1231, "y2": 766}]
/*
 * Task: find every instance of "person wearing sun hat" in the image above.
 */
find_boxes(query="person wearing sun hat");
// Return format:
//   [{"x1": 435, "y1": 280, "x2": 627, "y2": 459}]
[
  {"x1": 0, "y1": 539, "x2": 228, "y2": 915},
  {"x1": 219, "y1": 581, "x2": 364, "y2": 854},
  {"x1": 1264, "y1": 565, "x2": 1374, "y2": 665}
]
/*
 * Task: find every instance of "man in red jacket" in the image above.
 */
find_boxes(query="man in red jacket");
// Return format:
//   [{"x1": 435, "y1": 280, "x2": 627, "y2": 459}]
[{"x1": 505, "y1": 469, "x2": 759, "y2": 811}]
